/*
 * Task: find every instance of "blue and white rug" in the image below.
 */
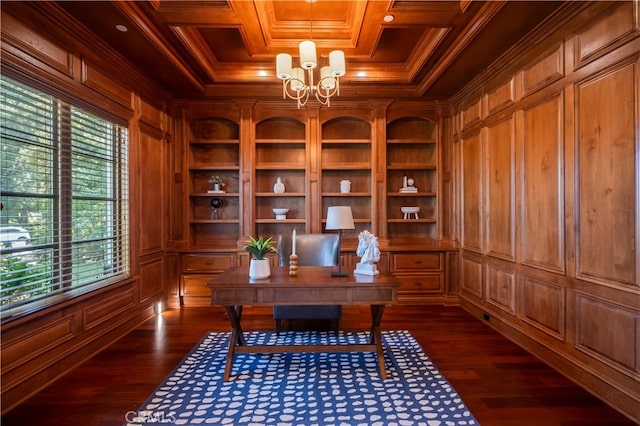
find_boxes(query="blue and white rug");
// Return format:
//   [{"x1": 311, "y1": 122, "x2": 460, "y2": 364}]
[{"x1": 126, "y1": 330, "x2": 478, "y2": 425}]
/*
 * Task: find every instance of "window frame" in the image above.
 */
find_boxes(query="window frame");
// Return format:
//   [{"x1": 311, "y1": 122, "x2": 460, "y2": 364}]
[{"x1": 0, "y1": 76, "x2": 130, "y2": 320}]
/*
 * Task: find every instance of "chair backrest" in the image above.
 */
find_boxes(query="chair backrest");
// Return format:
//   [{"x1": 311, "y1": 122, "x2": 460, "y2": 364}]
[{"x1": 278, "y1": 233, "x2": 339, "y2": 267}]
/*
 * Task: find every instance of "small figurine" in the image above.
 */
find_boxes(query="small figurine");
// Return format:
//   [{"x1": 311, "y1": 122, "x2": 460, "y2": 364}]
[
  {"x1": 399, "y1": 175, "x2": 417, "y2": 193},
  {"x1": 354, "y1": 230, "x2": 380, "y2": 276},
  {"x1": 273, "y1": 177, "x2": 285, "y2": 193}
]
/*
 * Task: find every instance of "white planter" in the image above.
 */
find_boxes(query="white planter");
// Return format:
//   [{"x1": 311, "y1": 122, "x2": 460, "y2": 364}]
[{"x1": 249, "y1": 258, "x2": 270, "y2": 279}]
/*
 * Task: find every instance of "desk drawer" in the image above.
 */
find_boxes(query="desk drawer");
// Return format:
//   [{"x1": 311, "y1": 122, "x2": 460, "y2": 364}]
[
  {"x1": 183, "y1": 254, "x2": 234, "y2": 272},
  {"x1": 392, "y1": 253, "x2": 442, "y2": 271},
  {"x1": 398, "y1": 274, "x2": 443, "y2": 293},
  {"x1": 182, "y1": 274, "x2": 216, "y2": 296}
]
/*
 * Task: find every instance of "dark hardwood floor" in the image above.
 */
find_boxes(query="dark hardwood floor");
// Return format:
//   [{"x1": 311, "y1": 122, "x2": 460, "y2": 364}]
[{"x1": 2, "y1": 304, "x2": 635, "y2": 426}]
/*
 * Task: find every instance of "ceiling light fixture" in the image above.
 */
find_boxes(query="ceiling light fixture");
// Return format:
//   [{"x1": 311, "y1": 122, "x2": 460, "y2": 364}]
[{"x1": 275, "y1": 1, "x2": 345, "y2": 108}]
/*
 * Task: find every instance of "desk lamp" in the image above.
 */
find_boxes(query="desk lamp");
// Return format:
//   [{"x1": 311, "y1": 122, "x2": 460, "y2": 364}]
[{"x1": 325, "y1": 206, "x2": 355, "y2": 277}]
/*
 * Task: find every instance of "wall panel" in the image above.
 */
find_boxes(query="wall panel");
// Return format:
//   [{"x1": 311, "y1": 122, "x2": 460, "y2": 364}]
[
  {"x1": 461, "y1": 254, "x2": 483, "y2": 298},
  {"x1": 485, "y1": 262, "x2": 515, "y2": 315},
  {"x1": 521, "y1": 275, "x2": 565, "y2": 341},
  {"x1": 574, "y1": 1, "x2": 639, "y2": 68},
  {"x1": 576, "y1": 293, "x2": 638, "y2": 373},
  {"x1": 486, "y1": 116, "x2": 515, "y2": 261},
  {"x1": 486, "y1": 77, "x2": 515, "y2": 116},
  {"x1": 454, "y1": 4, "x2": 639, "y2": 420},
  {"x1": 140, "y1": 259, "x2": 165, "y2": 303},
  {"x1": 139, "y1": 131, "x2": 166, "y2": 255},
  {"x1": 522, "y1": 44, "x2": 564, "y2": 96},
  {"x1": 576, "y1": 62, "x2": 637, "y2": 286},
  {"x1": 521, "y1": 94, "x2": 565, "y2": 273},
  {"x1": 461, "y1": 131, "x2": 483, "y2": 252}
]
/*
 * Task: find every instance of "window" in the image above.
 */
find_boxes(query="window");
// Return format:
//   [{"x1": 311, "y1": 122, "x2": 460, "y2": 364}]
[{"x1": 0, "y1": 76, "x2": 129, "y2": 317}]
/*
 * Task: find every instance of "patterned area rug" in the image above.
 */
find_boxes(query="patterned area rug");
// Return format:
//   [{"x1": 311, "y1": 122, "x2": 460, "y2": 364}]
[{"x1": 126, "y1": 330, "x2": 478, "y2": 425}]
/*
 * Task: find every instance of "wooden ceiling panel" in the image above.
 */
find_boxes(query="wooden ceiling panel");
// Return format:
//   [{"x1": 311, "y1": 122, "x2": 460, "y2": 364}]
[{"x1": 40, "y1": 0, "x2": 570, "y2": 100}]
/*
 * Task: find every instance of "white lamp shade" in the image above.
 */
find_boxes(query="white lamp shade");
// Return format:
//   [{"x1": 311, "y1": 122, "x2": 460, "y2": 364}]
[
  {"x1": 329, "y1": 50, "x2": 346, "y2": 77},
  {"x1": 290, "y1": 68, "x2": 306, "y2": 91},
  {"x1": 319, "y1": 66, "x2": 336, "y2": 90},
  {"x1": 325, "y1": 206, "x2": 355, "y2": 230},
  {"x1": 299, "y1": 40, "x2": 317, "y2": 69},
  {"x1": 276, "y1": 53, "x2": 292, "y2": 79}
]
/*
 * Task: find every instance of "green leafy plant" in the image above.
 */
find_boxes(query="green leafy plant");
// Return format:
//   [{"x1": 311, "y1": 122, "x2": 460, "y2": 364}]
[
  {"x1": 241, "y1": 236, "x2": 278, "y2": 260},
  {"x1": 208, "y1": 176, "x2": 225, "y2": 186}
]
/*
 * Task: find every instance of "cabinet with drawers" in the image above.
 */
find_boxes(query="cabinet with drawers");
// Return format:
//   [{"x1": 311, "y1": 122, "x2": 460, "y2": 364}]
[
  {"x1": 180, "y1": 252, "x2": 237, "y2": 306},
  {"x1": 390, "y1": 251, "x2": 445, "y2": 303}
]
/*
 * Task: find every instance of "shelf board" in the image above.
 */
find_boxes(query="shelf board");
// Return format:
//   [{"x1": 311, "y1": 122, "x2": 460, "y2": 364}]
[
  {"x1": 255, "y1": 139, "x2": 306, "y2": 144},
  {"x1": 190, "y1": 138, "x2": 239, "y2": 144},
  {"x1": 386, "y1": 164, "x2": 436, "y2": 170},
  {"x1": 322, "y1": 163, "x2": 371, "y2": 170},
  {"x1": 388, "y1": 219, "x2": 437, "y2": 223},
  {"x1": 190, "y1": 219, "x2": 240, "y2": 224},
  {"x1": 255, "y1": 192, "x2": 306, "y2": 197},
  {"x1": 256, "y1": 219, "x2": 306, "y2": 224},
  {"x1": 255, "y1": 164, "x2": 306, "y2": 170},
  {"x1": 322, "y1": 139, "x2": 371, "y2": 144},
  {"x1": 322, "y1": 192, "x2": 371, "y2": 197},
  {"x1": 321, "y1": 218, "x2": 372, "y2": 223},
  {"x1": 191, "y1": 192, "x2": 239, "y2": 197},
  {"x1": 387, "y1": 192, "x2": 437, "y2": 197},
  {"x1": 387, "y1": 138, "x2": 436, "y2": 144},
  {"x1": 189, "y1": 165, "x2": 240, "y2": 171}
]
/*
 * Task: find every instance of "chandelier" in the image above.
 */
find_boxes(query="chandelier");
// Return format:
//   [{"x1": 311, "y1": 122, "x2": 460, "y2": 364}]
[{"x1": 275, "y1": 8, "x2": 346, "y2": 108}]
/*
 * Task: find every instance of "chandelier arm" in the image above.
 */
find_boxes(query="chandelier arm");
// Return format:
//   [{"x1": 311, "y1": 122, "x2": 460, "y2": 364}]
[{"x1": 314, "y1": 89, "x2": 330, "y2": 107}]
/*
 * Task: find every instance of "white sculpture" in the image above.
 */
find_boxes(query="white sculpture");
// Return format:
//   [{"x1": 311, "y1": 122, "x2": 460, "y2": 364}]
[
  {"x1": 354, "y1": 230, "x2": 380, "y2": 275},
  {"x1": 273, "y1": 177, "x2": 285, "y2": 193},
  {"x1": 399, "y1": 175, "x2": 417, "y2": 193}
]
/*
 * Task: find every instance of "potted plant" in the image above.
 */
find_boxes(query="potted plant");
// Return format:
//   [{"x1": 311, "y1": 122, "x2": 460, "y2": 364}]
[
  {"x1": 241, "y1": 236, "x2": 278, "y2": 279},
  {"x1": 209, "y1": 176, "x2": 225, "y2": 192}
]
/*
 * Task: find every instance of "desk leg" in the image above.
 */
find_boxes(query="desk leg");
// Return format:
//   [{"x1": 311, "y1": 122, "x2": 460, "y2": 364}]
[
  {"x1": 370, "y1": 304, "x2": 387, "y2": 380},
  {"x1": 223, "y1": 306, "x2": 245, "y2": 381}
]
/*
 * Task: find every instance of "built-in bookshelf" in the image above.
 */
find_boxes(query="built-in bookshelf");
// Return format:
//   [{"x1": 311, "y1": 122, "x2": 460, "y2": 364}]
[
  {"x1": 321, "y1": 117, "x2": 373, "y2": 239},
  {"x1": 386, "y1": 117, "x2": 438, "y2": 241},
  {"x1": 188, "y1": 117, "x2": 241, "y2": 248},
  {"x1": 254, "y1": 117, "x2": 307, "y2": 238}
]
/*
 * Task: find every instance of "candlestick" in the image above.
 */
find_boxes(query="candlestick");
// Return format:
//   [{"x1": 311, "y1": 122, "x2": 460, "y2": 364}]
[
  {"x1": 289, "y1": 254, "x2": 298, "y2": 276},
  {"x1": 291, "y1": 228, "x2": 296, "y2": 256}
]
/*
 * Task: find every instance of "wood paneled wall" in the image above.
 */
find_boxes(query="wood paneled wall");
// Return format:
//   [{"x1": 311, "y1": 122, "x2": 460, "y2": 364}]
[
  {"x1": 453, "y1": 2, "x2": 639, "y2": 421},
  {"x1": 0, "y1": 8, "x2": 170, "y2": 413}
]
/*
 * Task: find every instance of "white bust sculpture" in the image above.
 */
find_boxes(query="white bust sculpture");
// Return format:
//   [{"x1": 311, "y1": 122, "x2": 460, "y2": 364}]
[{"x1": 354, "y1": 230, "x2": 380, "y2": 275}]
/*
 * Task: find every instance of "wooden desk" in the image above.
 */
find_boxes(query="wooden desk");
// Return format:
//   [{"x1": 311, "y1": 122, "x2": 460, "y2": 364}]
[{"x1": 206, "y1": 266, "x2": 401, "y2": 381}]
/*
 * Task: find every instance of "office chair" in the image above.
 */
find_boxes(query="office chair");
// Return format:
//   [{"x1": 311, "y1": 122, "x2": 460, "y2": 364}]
[{"x1": 274, "y1": 233, "x2": 342, "y2": 335}]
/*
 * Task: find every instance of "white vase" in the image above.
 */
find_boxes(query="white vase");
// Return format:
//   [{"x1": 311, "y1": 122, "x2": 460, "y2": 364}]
[{"x1": 249, "y1": 258, "x2": 270, "y2": 279}]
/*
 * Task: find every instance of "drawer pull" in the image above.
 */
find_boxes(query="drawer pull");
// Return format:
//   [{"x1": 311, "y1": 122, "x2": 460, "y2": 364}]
[
  {"x1": 414, "y1": 261, "x2": 423, "y2": 265},
  {"x1": 204, "y1": 261, "x2": 215, "y2": 266},
  {"x1": 414, "y1": 282, "x2": 423, "y2": 286}
]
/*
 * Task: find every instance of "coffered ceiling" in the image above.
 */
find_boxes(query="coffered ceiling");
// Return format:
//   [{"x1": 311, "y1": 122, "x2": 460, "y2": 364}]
[{"x1": 53, "y1": 0, "x2": 565, "y2": 101}]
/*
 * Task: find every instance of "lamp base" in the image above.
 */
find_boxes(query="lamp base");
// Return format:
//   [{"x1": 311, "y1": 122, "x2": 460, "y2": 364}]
[{"x1": 331, "y1": 271, "x2": 349, "y2": 277}]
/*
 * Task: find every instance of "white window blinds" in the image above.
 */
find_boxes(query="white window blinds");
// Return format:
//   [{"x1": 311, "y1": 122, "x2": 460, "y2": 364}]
[{"x1": 0, "y1": 76, "x2": 129, "y2": 317}]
